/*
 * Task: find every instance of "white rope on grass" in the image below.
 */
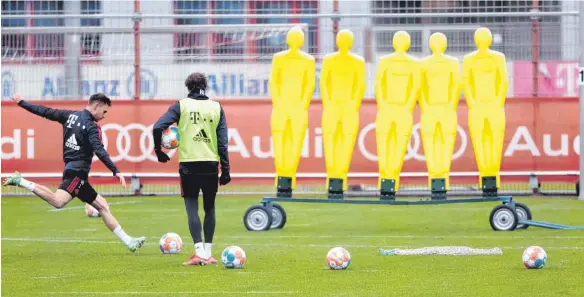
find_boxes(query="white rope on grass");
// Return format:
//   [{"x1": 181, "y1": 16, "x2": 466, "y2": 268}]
[{"x1": 379, "y1": 246, "x2": 503, "y2": 256}]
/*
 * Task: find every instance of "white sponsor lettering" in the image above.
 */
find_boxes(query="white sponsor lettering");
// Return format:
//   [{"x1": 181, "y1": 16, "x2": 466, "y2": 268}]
[
  {"x1": 27, "y1": 129, "x2": 35, "y2": 159},
  {"x1": 314, "y1": 127, "x2": 323, "y2": 158},
  {"x1": 245, "y1": 127, "x2": 324, "y2": 159},
  {"x1": 504, "y1": 126, "x2": 541, "y2": 157},
  {"x1": 2, "y1": 125, "x2": 580, "y2": 162},
  {"x1": 543, "y1": 134, "x2": 569, "y2": 157},
  {"x1": 0, "y1": 129, "x2": 35, "y2": 160},
  {"x1": 65, "y1": 134, "x2": 80, "y2": 151},
  {"x1": 65, "y1": 114, "x2": 78, "y2": 129},
  {"x1": 251, "y1": 136, "x2": 272, "y2": 159},
  {"x1": 228, "y1": 128, "x2": 250, "y2": 158},
  {"x1": 555, "y1": 63, "x2": 581, "y2": 97}
]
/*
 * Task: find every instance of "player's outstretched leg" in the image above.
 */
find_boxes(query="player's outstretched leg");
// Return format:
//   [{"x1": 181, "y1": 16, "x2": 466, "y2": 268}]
[
  {"x1": 2, "y1": 171, "x2": 22, "y2": 187},
  {"x1": 3, "y1": 171, "x2": 73, "y2": 208},
  {"x1": 91, "y1": 195, "x2": 146, "y2": 252}
]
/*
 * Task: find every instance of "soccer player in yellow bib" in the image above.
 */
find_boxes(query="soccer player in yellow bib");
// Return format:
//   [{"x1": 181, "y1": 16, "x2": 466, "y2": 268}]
[
  {"x1": 462, "y1": 27, "x2": 509, "y2": 196},
  {"x1": 419, "y1": 32, "x2": 462, "y2": 200},
  {"x1": 269, "y1": 27, "x2": 316, "y2": 197},
  {"x1": 153, "y1": 73, "x2": 231, "y2": 266},
  {"x1": 320, "y1": 29, "x2": 366, "y2": 199},
  {"x1": 374, "y1": 31, "x2": 420, "y2": 200}
]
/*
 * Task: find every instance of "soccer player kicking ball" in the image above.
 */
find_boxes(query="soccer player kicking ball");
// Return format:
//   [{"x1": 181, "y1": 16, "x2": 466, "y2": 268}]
[
  {"x1": 2, "y1": 93, "x2": 146, "y2": 252},
  {"x1": 153, "y1": 72, "x2": 231, "y2": 266}
]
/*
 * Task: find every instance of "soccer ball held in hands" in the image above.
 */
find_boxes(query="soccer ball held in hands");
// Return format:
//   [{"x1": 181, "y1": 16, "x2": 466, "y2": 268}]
[{"x1": 161, "y1": 126, "x2": 180, "y2": 150}]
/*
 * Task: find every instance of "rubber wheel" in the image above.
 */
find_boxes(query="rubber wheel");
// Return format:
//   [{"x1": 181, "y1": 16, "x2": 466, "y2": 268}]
[
  {"x1": 269, "y1": 203, "x2": 287, "y2": 229},
  {"x1": 514, "y1": 203, "x2": 532, "y2": 229},
  {"x1": 489, "y1": 204, "x2": 519, "y2": 231},
  {"x1": 243, "y1": 205, "x2": 273, "y2": 231}
]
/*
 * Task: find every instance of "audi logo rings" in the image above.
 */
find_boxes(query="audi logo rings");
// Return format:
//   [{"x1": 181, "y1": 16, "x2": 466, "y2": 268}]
[
  {"x1": 92, "y1": 123, "x2": 177, "y2": 163},
  {"x1": 358, "y1": 123, "x2": 468, "y2": 162}
]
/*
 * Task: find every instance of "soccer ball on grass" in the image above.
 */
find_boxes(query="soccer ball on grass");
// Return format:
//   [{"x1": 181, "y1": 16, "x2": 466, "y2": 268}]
[
  {"x1": 522, "y1": 246, "x2": 547, "y2": 269},
  {"x1": 159, "y1": 232, "x2": 183, "y2": 254},
  {"x1": 161, "y1": 126, "x2": 180, "y2": 150},
  {"x1": 222, "y1": 245, "x2": 247, "y2": 269},
  {"x1": 327, "y1": 247, "x2": 351, "y2": 270}
]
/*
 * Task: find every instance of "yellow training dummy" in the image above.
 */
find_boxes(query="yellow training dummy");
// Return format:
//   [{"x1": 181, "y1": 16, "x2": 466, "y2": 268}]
[
  {"x1": 462, "y1": 27, "x2": 509, "y2": 196},
  {"x1": 320, "y1": 29, "x2": 366, "y2": 199},
  {"x1": 269, "y1": 27, "x2": 316, "y2": 197},
  {"x1": 374, "y1": 31, "x2": 420, "y2": 200},
  {"x1": 419, "y1": 32, "x2": 462, "y2": 199}
]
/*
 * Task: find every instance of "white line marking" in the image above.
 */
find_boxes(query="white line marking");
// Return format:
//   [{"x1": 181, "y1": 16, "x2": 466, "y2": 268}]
[
  {"x1": 49, "y1": 201, "x2": 141, "y2": 212},
  {"x1": 1, "y1": 238, "x2": 119, "y2": 244},
  {"x1": 42, "y1": 291, "x2": 299, "y2": 295},
  {"x1": 5, "y1": 233, "x2": 584, "y2": 242},
  {"x1": 368, "y1": 207, "x2": 584, "y2": 211},
  {"x1": 113, "y1": 209, "x2": 182, "y2": 213},
  {"x1": 2, "y1": 237, "x2": 583, "y2": 250},
  {"x1": 230, "y1": 244, "x2": 584, "y2": 250},
  {"x1": 31, "y1": 274, "x2": 76, "y2": 279},
  {"x1": 216, "y1": 235, "x2": 584, "y2": 239}
]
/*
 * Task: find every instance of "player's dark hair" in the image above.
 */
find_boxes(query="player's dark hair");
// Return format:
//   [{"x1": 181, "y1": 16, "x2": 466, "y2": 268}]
[
  {"x1": 185, "y1": 72, "x2": 207, "y2": 92},
  {"x1": 88, "y1": 93, "x2": 112, "y2": 106}
]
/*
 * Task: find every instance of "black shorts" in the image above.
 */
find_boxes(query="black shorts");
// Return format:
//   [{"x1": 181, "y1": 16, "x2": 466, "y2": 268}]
[
  {"x1": 179, "y1": 173, "x2": 219, "y2": 199},
  {"x1": 58, "y1": 170, "x2": 98, "y2": 204}
]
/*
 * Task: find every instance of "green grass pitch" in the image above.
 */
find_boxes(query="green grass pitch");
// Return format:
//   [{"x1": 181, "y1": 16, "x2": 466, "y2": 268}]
[{"x1": 2, "y1": 195, "x2": 584, "y2": 297}]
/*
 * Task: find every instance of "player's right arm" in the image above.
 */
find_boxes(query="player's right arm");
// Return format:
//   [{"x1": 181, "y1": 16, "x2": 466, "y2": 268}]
[
  {"x1": 216, "y1": 104, "x2": 230, "y2": 173},
  {"x1": 216, "y1": 103, "x2": 231, "y2": 186},
  {"x1": 86, "y1": 121, "x2": 120, "y2": 176},
  {"x1": 152, "y1": 102, "x2": 180, "y2": 163},
  {"x1": 152, "y1": 102, "x2": 181, "y2": 153},
  {"x1": 14, "y1": 95, "x2": 73, "y2": 124}
]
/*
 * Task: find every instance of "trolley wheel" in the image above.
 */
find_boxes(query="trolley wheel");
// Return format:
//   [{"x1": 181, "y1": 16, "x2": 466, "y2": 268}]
[
  {"x1": 270, "y1": 203, "x2": 287, "y2": 229},
  {"x1": 243, "y1": 205, "x2": 273, "y2": 231},
  {"x1": 514, "y1": 203, "x2": 532, "y2": 229},
  {"x1": 489, "y1": 204, "x2": 519, "y2": 231}
]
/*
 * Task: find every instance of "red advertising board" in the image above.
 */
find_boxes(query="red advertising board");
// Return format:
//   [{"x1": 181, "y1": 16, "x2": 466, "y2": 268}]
[
  {"x1": 0, "y1": 98, "x2": 579, "y2": 176},
  {"x1": 513, "y1": 61, "x2": 581, "y2": 97}
]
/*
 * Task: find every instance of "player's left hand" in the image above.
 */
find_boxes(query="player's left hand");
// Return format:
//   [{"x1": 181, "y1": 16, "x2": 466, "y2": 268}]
[
  {"x1": 11, "y1": 93, "x2": 22, "y2": 104},
  {"x1": 219, "y1": 171, "x2": 231, "y2": 186},
  {"x1": 155, "y1": 149, "x2": 170, "y2": 163},
  {"x1": 116, "y1": 173, "x2": 126, "y2": 187}
]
